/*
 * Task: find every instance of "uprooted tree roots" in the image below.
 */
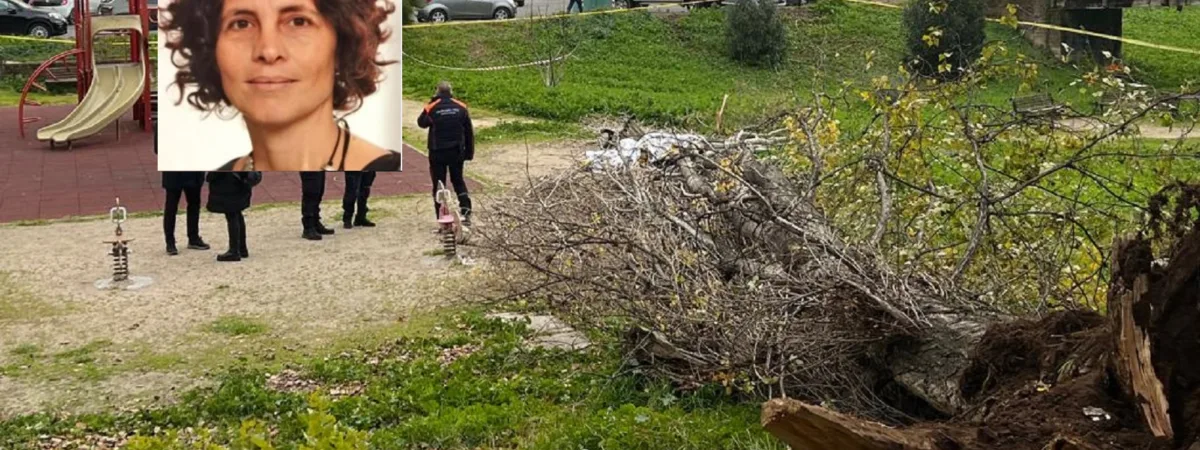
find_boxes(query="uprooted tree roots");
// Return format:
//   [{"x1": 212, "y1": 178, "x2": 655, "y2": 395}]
[{"x1": 474, "y1": 129, "x2": 1200, "y2": 449}]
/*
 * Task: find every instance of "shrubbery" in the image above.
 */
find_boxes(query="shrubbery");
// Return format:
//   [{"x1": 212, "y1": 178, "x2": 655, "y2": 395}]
[
  {"x1": 902, "y1": 0, "x2": 986, "y2": 79},
  {"x1": 725, "y1": 0, "x2": 788, "y2": 68},
  {"x1": 402, "y1": 0, "x2": 423, "y2": 24}
]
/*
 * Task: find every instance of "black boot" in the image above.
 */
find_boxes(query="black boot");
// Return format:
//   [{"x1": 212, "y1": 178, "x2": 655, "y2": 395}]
[
  {"x1": 302, "y1": 217, "x2": 322, "y2": 241},
  {"x1": 188, "y1": 238, "x2": 210, "y2": 250},
  {"x1": 166, "y1": 243, "x2": 178, "y2": 255},
  {"x1": 354, "y1": 215, "x2": 376, "y2": 227},
  {"x1": 220, "y1": 213, "x2": 243, "y2": 261},
  {"x1": 315, "y1": 220, "x2": 336, "y2": 235},
  {"x1": 238, "y1": 214, "x2": 249, "y2": 258},
  {"x1": 461, "y1": 209, "x2": 472, "y2": 228}
]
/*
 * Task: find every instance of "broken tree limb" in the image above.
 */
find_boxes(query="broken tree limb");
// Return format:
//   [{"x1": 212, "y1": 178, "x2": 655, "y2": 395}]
[
  {"x1": 1108, "y1": 235, "x2": 1174, "y2": 440},
  {"x1": 1044, "y1": 435, "x2": 1103, "y2": 450},
  {"x1": 761, "y1": 398, "x2": 943, "y2": 450}
]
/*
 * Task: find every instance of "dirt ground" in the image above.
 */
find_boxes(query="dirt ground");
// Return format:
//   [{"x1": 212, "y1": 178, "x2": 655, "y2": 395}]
[{"x1": 0, "y1": 105, "x2": 591, "y2": 419}]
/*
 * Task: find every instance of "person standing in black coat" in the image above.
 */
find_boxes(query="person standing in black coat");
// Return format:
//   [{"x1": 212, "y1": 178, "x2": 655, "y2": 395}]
[
  {"x1": 300, "y1": 172, "x2": 336, "y2": 240},
  {"x1": 417, "y1": 81, "x2": 475, "y2": 226},
  {"x1": 156, "y1": 128, "x2": 209, "y2": 255},
  {"x1": 342, "y1": 171, "x2": 376, "y2": 229},
  {"x1": 206, "y1": 171, "x2": 260, "y2": 262},
  {"x1": 162, "y1": 172, "x2": 210, "y2": 255}
]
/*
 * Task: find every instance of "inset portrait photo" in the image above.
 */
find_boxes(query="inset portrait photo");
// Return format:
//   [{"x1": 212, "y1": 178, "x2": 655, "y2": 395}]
[{"x1": 156, "y1": 0, "x2": 403, "y2": 171}]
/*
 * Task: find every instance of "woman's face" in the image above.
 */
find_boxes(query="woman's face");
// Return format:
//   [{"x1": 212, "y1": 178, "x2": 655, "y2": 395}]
[{"x1": 215, "y1": 0, "x2": 337, "y2": 127}]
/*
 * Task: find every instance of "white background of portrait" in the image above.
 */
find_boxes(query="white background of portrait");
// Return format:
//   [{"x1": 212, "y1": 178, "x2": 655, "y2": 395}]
[{"x1": 156, "y1": 0, "x2": 403, "y2": 170}]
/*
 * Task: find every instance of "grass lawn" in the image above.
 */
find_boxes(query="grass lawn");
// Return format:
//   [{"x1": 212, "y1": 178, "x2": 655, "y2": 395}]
[
  {"x1": 0, "y1": 309, "x2": 782, "y2": 450},
  {"x1": 1124, "y1": 7, "x2": 1200, "y2": 89},
  {"x1": 403, "y1": 2, "x2": 1096, "y2": 130}
]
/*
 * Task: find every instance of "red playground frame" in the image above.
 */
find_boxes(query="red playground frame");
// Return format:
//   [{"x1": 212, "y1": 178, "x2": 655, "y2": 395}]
[{"x1": 17, "y1": 0, "x2": 153, "y2": 140}]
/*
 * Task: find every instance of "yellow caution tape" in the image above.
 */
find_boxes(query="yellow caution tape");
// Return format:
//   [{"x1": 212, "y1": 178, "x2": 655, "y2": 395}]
[
  {"x1": 0, "y1": 34, "x2": 157, "y2": 45},
  {"x1": 402, "y1": 0, "x2": 1200, "y2": 57},
  {"x1": 0, "y1": 34, "x2": 74, "y2": 43},
  {"x1": 841, "y1": 0, "x2": 1200, "y2": 56}
]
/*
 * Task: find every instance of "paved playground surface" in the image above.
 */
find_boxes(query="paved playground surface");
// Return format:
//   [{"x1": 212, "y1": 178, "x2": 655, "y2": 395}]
[{"x1": 0, "y1": 106, "x2": 478, "y2": 224}]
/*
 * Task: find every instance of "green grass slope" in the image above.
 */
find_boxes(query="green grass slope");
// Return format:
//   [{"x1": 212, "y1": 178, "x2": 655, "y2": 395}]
[{"x1": 402, "y1": 2, "x2": 1088, "y2": 128}]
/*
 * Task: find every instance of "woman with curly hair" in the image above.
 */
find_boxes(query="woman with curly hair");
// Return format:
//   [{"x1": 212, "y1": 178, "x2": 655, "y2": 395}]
[{"x1": 162, "y1": 0, "x2": 402, "y2": 171}]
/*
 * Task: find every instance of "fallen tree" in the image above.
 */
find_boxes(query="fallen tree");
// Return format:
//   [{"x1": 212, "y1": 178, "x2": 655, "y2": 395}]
[
  {"x1": 761, "y1": 187, "x2": 1200, "y2": 449},
  {"x1": 476, "y1": 126, "x2": 1008, "y2": 419},
  {"x1": 473, "y1": 43, "x2": 1200, "y2": 445},
  {"x1": 473, "y1": 117, "x2": 1200, "y2": 447}
]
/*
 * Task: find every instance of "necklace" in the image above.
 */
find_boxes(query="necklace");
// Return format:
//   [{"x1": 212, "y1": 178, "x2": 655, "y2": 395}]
[{"x1": 242, "y1": 120, "x2": 350, "y2": 171}]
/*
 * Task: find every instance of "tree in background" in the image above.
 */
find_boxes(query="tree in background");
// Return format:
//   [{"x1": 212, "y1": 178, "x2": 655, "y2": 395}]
[
  {"x1": 902, "y1": 0, "x2": 986, "y2": 80},
  {"x1": 402, "y1": 0, "x2": 422, "y2": 24},
  {"x1": 726, "y1": 0, "x2": 788, "y2": 68}
]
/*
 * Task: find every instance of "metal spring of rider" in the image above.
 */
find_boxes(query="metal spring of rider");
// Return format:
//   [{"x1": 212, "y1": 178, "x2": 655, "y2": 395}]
[
  {"x1": 442, "y1": 232, "x2": 457, "y2": 257},
  {"x1": 111, "y1": 243, "x2": 129, "y2": 281}
]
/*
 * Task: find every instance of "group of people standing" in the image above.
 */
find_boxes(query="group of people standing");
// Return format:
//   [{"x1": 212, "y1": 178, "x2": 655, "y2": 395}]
[
  {"x1": 153, "y1": 79, "x2": 477, "y2": 262},
  {"x1": 158, "y1": 169, "x2": 378, "y2": 262}
]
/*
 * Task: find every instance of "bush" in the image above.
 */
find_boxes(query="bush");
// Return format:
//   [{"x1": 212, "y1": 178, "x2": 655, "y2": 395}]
[
  {"x1": 902, "y1": 0, "x2": 986, "y2": 79},
  {"x1": 725, "y1": 0, "x2": 788, "y2": 68},
  {"x1": 402, "y1": 0, "x2": 422, "y2": 24}
]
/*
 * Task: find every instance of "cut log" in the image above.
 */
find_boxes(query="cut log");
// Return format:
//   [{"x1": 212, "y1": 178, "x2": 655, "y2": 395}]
[
  {"x1": 1148, "y1": 224, "x2": 1200, "y2": 445},
  {"x1": 761, "y1": 398, "x2": 942, "y2": 450},
  {"x1": 1044, "y1": 435, "x2": 1102, "y2": 450},
  {"x1": 1108, "y1": 236, "x2": 1174, "y2": 439}
]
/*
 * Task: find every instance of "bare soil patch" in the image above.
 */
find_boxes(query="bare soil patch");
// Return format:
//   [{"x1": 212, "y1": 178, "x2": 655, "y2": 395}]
[
  {"x1": 0, "y1": 196, "x2": 480, "y2": 418},
  {"x1": 0, "y1": 105, "x2": 591, "y2": 418}
]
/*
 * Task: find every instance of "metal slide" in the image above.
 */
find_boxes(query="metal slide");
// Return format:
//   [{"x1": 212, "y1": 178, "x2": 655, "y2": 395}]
[{"x1": 37, "y1": 15, "x2": 147, "y2": 147}]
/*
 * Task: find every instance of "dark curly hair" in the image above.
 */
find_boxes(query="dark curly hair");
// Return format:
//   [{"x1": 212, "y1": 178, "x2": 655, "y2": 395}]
[{"x1": 162, "y1": 0, "x2": 395, "y2": 114}]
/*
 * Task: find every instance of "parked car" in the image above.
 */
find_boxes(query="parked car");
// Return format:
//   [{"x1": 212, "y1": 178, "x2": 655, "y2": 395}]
[
  {"x1": 25, "y1": 0, "x2": 73, "y2": 23},
  {"x1": 93, "y1": 0, "x2": 158, "y2": 30},
  {"x1": 417, "y1": 0, "x2": 521, "y2": 22},
  {"x1": 0, "y1": 0, "x2": 69, "y2": 37}
]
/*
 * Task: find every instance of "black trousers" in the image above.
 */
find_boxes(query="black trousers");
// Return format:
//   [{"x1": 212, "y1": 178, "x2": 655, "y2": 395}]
[
  {"x1": 164, "y1": 186, "x2": 202, "y2": 246},
  {"x1": 224, "y1": 211, "x2": 247, "y2": 253},
  {"x1": 300, "y1": 172, "x2": 326, "y2": 226},
  {"x1": 343, "y1": 171, "x2": 376, "y2": 222},
  {"x1": 567, "y1": 0, "x2": 583, "y2": 12},
  {"x1": 429, "y1": 157, "x2": 471, "y2": 218}
]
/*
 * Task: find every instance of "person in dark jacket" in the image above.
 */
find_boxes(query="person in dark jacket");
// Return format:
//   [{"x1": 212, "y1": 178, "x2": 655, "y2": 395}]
[
  {"x1": 205, "y1": 171, "x2": 260, "y2": 262},
  {"x1": 156, "y1": 128, "x2": 209, "y2": 255},
  {"x1": 417, "y1": 80, "x2": 474, "y2": 226},
  {"x1": 162, "y1": 172, "x2": 210, "y2": 255},
  {"x1": 342, "y1": 171, "x2": 376, "y2": 229},
  {"x1": 300, "y1": 172, "x2": 336, "y2": 240}
]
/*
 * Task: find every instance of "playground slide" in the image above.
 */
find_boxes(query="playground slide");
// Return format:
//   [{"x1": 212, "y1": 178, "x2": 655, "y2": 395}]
[{"x1": 36, "y1": 15, "x2": 147, "y2": 146}]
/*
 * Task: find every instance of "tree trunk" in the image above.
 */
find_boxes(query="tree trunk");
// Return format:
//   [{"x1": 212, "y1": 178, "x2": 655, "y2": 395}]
[
  {"x1": 761, "y1": 398, "x2": 944, "y2": 450},
  {"x1": 1108, "y1": 236, "x2": 1173, "y2": 439}
]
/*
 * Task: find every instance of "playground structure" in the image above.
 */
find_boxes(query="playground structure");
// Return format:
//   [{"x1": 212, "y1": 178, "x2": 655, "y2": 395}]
[
  {"x1": 95, "y1": 197, "x2": 154, "y2": 291},
  {"x1": 17, "y1": 0, "x2": 154, "y2": 148},
  {"x1": 435, "y1": 181, "x2": 470, "y2": 258}
]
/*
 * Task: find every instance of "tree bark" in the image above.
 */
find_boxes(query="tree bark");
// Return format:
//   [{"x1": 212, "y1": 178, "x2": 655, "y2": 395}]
[
  {"x1": 1107, "y1": 227, "x2": 1200, "y2": 443},
  {"x1": 761, "y1": 398, "x2": 942, "y2": 450}
]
